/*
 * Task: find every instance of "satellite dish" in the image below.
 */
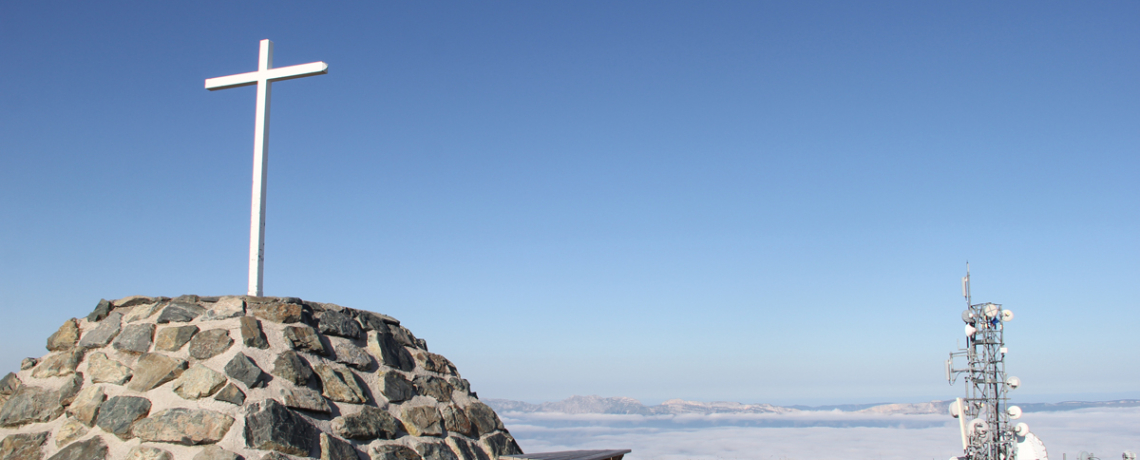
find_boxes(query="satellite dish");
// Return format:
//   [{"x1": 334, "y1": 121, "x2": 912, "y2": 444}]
[
  {"x1": 968, "y1": 418, "x2": 989, "y2": 436},
  {"x1": 985, "y1": 303, "x2": 1000, "y2": 318},
  {"x1": 1008, "y1": 405, "x2": 1022, "y2": 419},
  {"x1": 965, "y1": 324, "x2": 977, "y2": 337},
  {"x1": 1007, "y1": 376, "x2": 1021, "y2": 389},
  {"x1": 1002, "y1": 309, "x2": 1014, "y2": 322},
  {"x1": 1123, "y1": 451, "x2": 1136, "y2": 460},
  {"x1": 949, "y1": 402, "x2": 960, "y2": 418},
  {"x1": 1014, "y1": 422, "x2": 1029, "y2": 436},
  {"x1": 962, "y1": 310, "x2": 975, "y2": 323},
  {"x1": 1079, "y1": 452, "x2": 1092, "y2": 460}
]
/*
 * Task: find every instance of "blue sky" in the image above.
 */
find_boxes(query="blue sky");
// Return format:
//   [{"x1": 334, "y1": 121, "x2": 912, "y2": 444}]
[{"x1": 1, "y1": 1, "x2": 1137, "y2": 405}]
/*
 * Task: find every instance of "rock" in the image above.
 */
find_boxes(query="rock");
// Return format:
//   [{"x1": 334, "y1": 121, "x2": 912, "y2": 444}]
[
  {"x1": 214, "y1": 383, "x2": 246, "y2": 405},
  {"x1": 0, "y1": 386, "x2": 64, "y2": 427},
  {"x1": 173, "y1": 294, "x2": 201, "y2": 303},
  {"x1": 58, "y1": 372, "x2": 83, "y2": 406},
  {"x1": 271, "y1": 350, "x2": 313, "y2": 386},
  {"x1": 349, "y1": 310, "x2": 399, "y2": 331},
  {"x1": 224, "y1": 353, "x2": 266, "y2": 388},
  {"x1": 314, "y1": 365, "x2": 368, "y2": 404},
  {"x1": 189, "y1": 329, "x2": 234, "y2": 360},
  {"x1": 95, "y1": 395, "x2": 151, "y2": 439},
  {"x1": 46, "y1": 435, "x2": 107, "y2": 460},
  {"x1": 377, "y1": 372, "x2": 414, "y2": 403},
  {"x1": 112, "y1": 295, "x2": 155, "y2": 309},
  {"x1": 155, "y1": 325, "x2": 199, "y2": 351},
  {"x1": 127, "y1": 353, "x2": 187, "y2": 392},
  {"x1": 413, "y1": 352, "x2": 456, "y2": 375},
  {"x1": 112, "y1": 323, "x2": 155, "y2": 354},
  {"x1": 367, "y1": 332, "x2": 414, "y2": 372},
  {"x1": 320, "y1": 432, "x2": 359, "y2": 460},
  {"x1": 371, "y1": 444, "x2": 422, "y2": 460},
  {"x1": 447, "y1": 437, "x2": 490, "y2": 460},
  {"x1": 0, "y1": 373, "x2": 20, "y2": 396},
  {"x1": 203, "y1": 297, "x2": 245, "y2": 321},
  {"x1": 250, "y1": 302, "x2": 303, "y2": 324},
  {"x1": 260, "y1": 453, "x2": 293, "y2": 460},
  {"x1": 124, "y1": 301, "x2": 165, "y2": 322},
  {"x1": 240, "y1": 317, "x2": 270, "y2": 349},
  {"x1": 67, "y1": 385, "x2": 105, "y2": 426},
  {"x1": 335, "y1": 343, "x2": 374, "y2": 370},
  {"x1": 47, "y1": 318, "x2": 80, "y2": 351},
  {"x1": 32, "y1": 349, "x2": 84, "y2": 378},
  {"x1": 192, "y1": 445, "x2": 242, "y2": 460},
  {"x1": 318, "y1": 311, "x2": 363, "y2": 339},
  {"x1": 382, "y1": 324, "x2": 418, "y2": 349},
  {"x1": 244, "y1": 398, "x2": 318, "y2": 456},
  {"x1": 125, "y1": 446, "x2": 173, "y2": 460},
  {"x1": 20, "y1": 358, "x2": 37, "y2": 371},
  {"x1": 480, "y1": 432, "x2": 522, "y2": 457},
  {"x1": 172, "y1": 364, "x2": 227, "y2": 399},
  {"x1": 413, "y1": 376, "x2": 453, "y2": 403},
  {"x1": 55, "y1": 418, "x2": 89, "y2": 447},
  {"x1": 156, "y1": 302, "x2": 205, "y2": 323},
  {"x1": 413, "y1": 441, "x2": 458, "y2": 460},
  {"x1": 0, "y1": 431, "x2": 48, "y2": 460},
  {"x1": 465, "y1": 402, "x2": 503, "y2": 436},
  {"x1": 440, "y1": 406, "x2": 472, "y2": 436},
  {"x1": 280, "y1": 386, "x2": 331, "y2": 413},
  {"x1": 448, "y1": 378, "x2": 472, "y2": 396},
  {"x1": 87, "y1": 352, "x2": 133, "y2": 385},
  {"x1": 87, "y1": 299, "x2": 112, "y2": 322},
  {"x1": 283, "y1": 326, "x2": 328, "y2": 355},
  {"x1": 77, "y1": 312, "x2": 123, "y2": 348},
  {"x1": 331, "y1": 406, "x2": 401, "y2": 440},
  {"x1": 400, "y1": 406, "x2": 443, "y2": 437},
  {"x1": 132, "y1": 408, "x2": 235, "y2": 445}
]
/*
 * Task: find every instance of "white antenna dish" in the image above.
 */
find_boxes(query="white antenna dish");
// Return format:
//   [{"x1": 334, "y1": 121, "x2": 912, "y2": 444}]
[
  {"x1": 965, "y1": 324, "x2": 978, "y2": 337},
  {"x1": 1014, "y1": 422, "x2": 1029, "y2": 436},
  {"x1": 962, "y1": 310, "x2": 975, "y2": 323},
  {"x1": 1008, "y1": 405, "x2": 1022, "y2": 419},
  {"x1": 949, "y1": 401, "x2": 961, "y2": 418},
  {"x1": 1079, "y1": 452, "x2": 1093, "y2": 460},
  {"x1": 968, "y1": 418, "x2": 989, "y2": 436},
  {"x1": 1007, "y1": 376, "x2": 1021, "y2": 389},
  {"x1": 1002, "y1": 309, "x2": 1014, "y2": 322},
  {"x1": 1123, "y1": 451, "x2": 1136, "y2": 460},
  {"x1": 985, "y1": 303, "x2": 1000, "y2": 318}
]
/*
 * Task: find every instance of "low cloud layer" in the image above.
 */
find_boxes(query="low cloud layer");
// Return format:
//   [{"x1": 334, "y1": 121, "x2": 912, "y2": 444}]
[{"x1": 502, "y1": 407, "x2": 1140, "y2": 460}]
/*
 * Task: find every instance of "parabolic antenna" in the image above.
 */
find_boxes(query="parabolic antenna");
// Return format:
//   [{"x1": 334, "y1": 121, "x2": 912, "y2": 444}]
[
  {"x1": 1008, "y1": 405, "x2": 1022, "y2": 419},
  {"x1": 968, "y1": 418, "x2": 989, "y2": 436},
  {"x1": 950, "y1": 402, "x2": 961, "y2": 418},
  {"x1": 1007, "y1": 376, "x2": 1021, "y2": 389},
  {"x1": 1017, "y1": 430, "x2": 1049, "y2": 460},
  {"x1": 985, "y1": 303, "x2": 1000, "y2": 318},
  {"x1": 963, "y1": 310, "x2": 975, "y2": 323},
  {"x1": 965, "y1": 324, "x2": 977, "y2": 337},
  {"x1": 1002, "y1": 309, "x2": 1014, "y2": 322},
  {"x1": 1123, "y1": 451, "x2": 1136, "y2": 460},
  {"x1": 1014, "y1": 422, "x2": 1029, "y2": 436}
]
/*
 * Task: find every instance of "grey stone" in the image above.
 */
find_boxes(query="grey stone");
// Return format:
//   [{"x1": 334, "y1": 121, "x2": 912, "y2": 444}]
[
  {"x1": 371, "y1": 444, "x2": 422, "y2": 460},
  {"x1": 240, "y1": 317, "x2": 270, "y2": 349},
  {"x1": 77, "y1": 312, "x2": 122, "y2": 348},
  {"x1": 283, "y1": 325, "x2": 328, "y2": 355},
  {"x1": 377, "y1": 371, "x2": 414, "y2": 403},
  {"x1": 413, "y1": 376, "x2": 453, "y2": 403},
  {"x1": 320, "y1": 433, "x2": 359, "y2": 460},
  {"x1": 271, "y1": 350, "x2": 313, "y2": 386},
  {"x1": 225, "y1": 353, "x2": 266, "y2": 388},
  {"x1": 314, "y1": 364, "x2": 368, "y2": 404},
  {"x1": 113, "y1": 323, "x2": 155, "y2": 354},
  {"x1": 87, "y1": 352, "x2": 132, "y2": 385},
  {"x1": 58, "y1": 372, "x2": 83, "y2": 406},
  {"x1": 124, "y1": 301, "x2": 165, "y2": 323},
  {"x1": 67, "y1": 385, "x2": 105, "y2": 426},
  {"x1": 172, "y1": 364, "x2": 227, "y2": 399},
  {"x1": 465, "y1": 402, "x2": 503, "y2": 436},
  {"x1": 446, "y1": 437, "x2": 490, "y2": 460},
  {"x1": 95, "y1": 395, "x2": 151, "y2": 439},
  {"x1": 349, "y1": 309, "x2": 399, "y2": 331},
  {"x1": 155, "y1": 325, "x2": 199, "y2": 351},
  {"x1": 126, "y1": 446, "x2": 173, "y2": 460},
  {"x1": 47, "y1": 435, "x2": 107, "y2": 460},
  {"x1": 214, "y1": 383, "x2": 246, "y2": 405},
  {"x1": 131, "y1": 408, "x2": 235, "y2": 445},
  {"x1": 47, "y1": 318, "x2": 80, "y2": 351},
  {"x1": 244, "y1": 398, "x2": 318, "y2": 456},
  {"x1": 203, "y1": 297, "x2": 245, "y2": 321},
  {"x1": 259, "y1": 453, "x2": 292, "y2": 460},
  {"x1": 112, "y1": 295, "x2": 155, "y2": 309},
  {"x1": 335, "y1": 342, "x2": 374, "y2": 370},
  {"x1": 32, "y1": 349, "x2": 84, "y2": 378},
  {"x1": 127, "y1": 353, "x2": 187, "y2": 392},
  {"x1": 412, "y1": 351, "x2": 456, "y2": 375},
  {"x1": 479, "y1": 432, "x2": 522, "y2": 457},
  {"x1": 399, "y1": 406, "x2": 443, "y2": 437},
  {"x1": 173, "y1": 294, "x2": 201, "y2": 303},
  {"x1": 0, "y1": 386, "x2": 64, "y2": 427},
  {"x1": 367, "y1": 331, "x2": 414, "y2": 372},
  {"x1": 250, "y1": 302, "x2": 303, "y2": 324},
  {"x1": 383, "y1": 324, "x2": 418, "y2": 349},
  {"x1": 0, "y1": 431, "x2": 48, "y2": 460},
  {"x1": 413, "y1": 441, "x2": 458, "y2": 460},
  {"x1": 192, "y1": 445, "x2": 242, "y2": 460},
  {"x1": 87, "y1": 299, "x2": 112, "y2": 322},
  {"x1": 55, "y1": 418, "x2": 89, "y2": 447},
  {"x1": 331, "y1": 406, "x2": 401, "y2": 440},
  {"x1": 280, "y1": 386, "x2": 331, "y2": 413},
  {"x1": 156, "y1": 302, "x2": 206, "y2": 323},
  {"x1": 0, "y1": 373, "x2": 20, "y2": 396},
  {"x1": 189, "y1": 329, "x2": 234, "y2": 360},
  {"x1": 20, "y1": 358, "x2": 37, "y2": 370},
  {"x1": 440, "y1": 405, "x2": 472, "y2": 436},
  {"x1": 318, "y1": 310, "x2": 363, "y2": 339}
]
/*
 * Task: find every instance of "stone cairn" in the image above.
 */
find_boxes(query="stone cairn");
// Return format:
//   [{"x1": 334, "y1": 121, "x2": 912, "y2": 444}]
[{"x1": 0, "y1": 296, "x2": 524, "y2": 460}]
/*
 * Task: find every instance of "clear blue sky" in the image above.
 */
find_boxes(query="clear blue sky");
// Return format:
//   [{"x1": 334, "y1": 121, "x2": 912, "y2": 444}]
[{"x1": 1, "y1": 1, "x2": 1137, "y2": 405}]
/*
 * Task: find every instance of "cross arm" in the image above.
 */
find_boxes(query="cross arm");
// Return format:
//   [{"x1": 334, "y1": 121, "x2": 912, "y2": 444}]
[{"x1": 205, "y1": 61, "x2": 329, "y2": 91}]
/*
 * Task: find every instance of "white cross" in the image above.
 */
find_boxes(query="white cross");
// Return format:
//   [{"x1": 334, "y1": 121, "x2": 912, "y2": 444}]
[{"x1": 205, "y1": 39, "x2": 328, "y2": 297}]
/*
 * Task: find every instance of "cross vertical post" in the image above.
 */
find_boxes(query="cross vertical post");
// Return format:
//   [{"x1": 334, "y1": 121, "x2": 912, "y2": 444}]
[{"x1": 205, "y1": 39, "x2": 328, "y2": 296}]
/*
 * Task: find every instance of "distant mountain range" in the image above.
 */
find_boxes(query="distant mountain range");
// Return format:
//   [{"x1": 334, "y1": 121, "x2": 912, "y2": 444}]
[{"x1": 485, "y1": 395, "x2": 1140, "y2": 416}]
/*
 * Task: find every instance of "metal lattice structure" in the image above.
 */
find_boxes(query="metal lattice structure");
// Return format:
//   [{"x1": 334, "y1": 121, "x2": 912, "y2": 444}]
[{"x1": 946, "y1": 266, "x2": 1021, "y2": 460}]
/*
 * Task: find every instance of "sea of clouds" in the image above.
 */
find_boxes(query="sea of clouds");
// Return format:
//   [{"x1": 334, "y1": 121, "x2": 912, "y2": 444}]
[{"x1": 501, "y1": 407, "x2": 1140, "y2": 460}]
